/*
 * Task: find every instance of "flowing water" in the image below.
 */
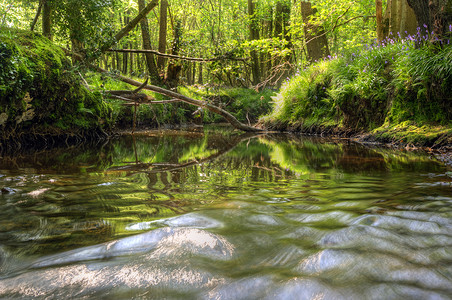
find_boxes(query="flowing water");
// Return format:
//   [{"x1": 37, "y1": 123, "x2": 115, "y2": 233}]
[{"x1": 0, "y1": 127, "x2": 451, "y2": 299}]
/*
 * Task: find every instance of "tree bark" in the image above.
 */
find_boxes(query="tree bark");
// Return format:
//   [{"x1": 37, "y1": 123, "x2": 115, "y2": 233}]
[
  {"x1": 382, "y1": 0, "x2": 417, "y2": 39},
  {"x1": 376, "y1": 0, "x2": 383, "y2": 42},
  {"x1": 165, "y1": 20, "x2": 182, "y2": 87},
  {"x1": 198, "y1": 64, "x2": 203, "y2": 85},
  {"x1": 300, "y1": 1, "x2": 330, "y2": 63},
  {"x1": 406, "y1": 0, "x2": 452, "y2": 40},
  {"x1": 42, "y1": 0, "x2": 52, "y2": 40},
  {"x1": 158, "y1": 0, "x2": 168, "y2": 70},
  {"x1": 30, "y1": 0, "x2": 43, "y2": 31},
  {"x1": 248, "y1": 0, "x2": 260, "y2": 85},
  {"x1": 138, "y1": 0, "x2": 161, "y2": 84}
]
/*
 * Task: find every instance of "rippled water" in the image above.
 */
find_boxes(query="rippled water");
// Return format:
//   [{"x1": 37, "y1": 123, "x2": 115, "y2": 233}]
[{"x1": 1, "y1": 127, "x2": 451, "y2": 299}]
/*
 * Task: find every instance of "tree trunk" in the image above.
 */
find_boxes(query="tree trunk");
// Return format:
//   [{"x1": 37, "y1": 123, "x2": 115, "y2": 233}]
[
  {"x1": 198, "y1": 64, "x2": 203, "y2": 85},
  {"x1": 158, "y1": 0, "x2": 168, "y2": 71},
  {"x1": 406, "y1": 0, "x2": 452, "y2": 40},
  {"x1": 300, "y1": 1, "x2": 330, "y2": 63},
  {"x1": 376, "y1": 0, "x2": 383, "y2": 42},
  {"x1": 382, "y1": 0, "x2": 417, "y2": 39},
  {"x1": 165, "y1": 20, "x2": 182, "y2": 88},
  {"x1": 192, "y1": 63, "x2": 196, "y2": 85},
  {"x1": 248, "y1": 0, "x2": 260, "y2": 85},
  {"x1": 275, "y1": 1, "x2": 283, "y2": 38},
  {"x1": 42, "y1": 0, "x2": 52, "y2": 40},
  {"x1": 138, "y1": 0, "x2": 161, "y2": 84},
  {"x1": 30, "y1": 0, "x2": 43, "y2": 31}
]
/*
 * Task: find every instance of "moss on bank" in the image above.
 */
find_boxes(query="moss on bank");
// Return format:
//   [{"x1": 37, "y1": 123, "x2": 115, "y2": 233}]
[
  {"x1": 0, "y1": 27, "x2": 112, "y2": 146},
  {"x1": 260, "y1": 38, "x2": 452, "y2": 148}
]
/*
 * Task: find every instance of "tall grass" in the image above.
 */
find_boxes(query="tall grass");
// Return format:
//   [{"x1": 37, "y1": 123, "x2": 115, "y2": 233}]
[{"x1": 263, "y1": 27, "x2": 452, "y2": 138}]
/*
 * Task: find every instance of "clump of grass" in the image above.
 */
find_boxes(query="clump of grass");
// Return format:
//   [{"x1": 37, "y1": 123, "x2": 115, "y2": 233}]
[{"x1": 261, "y1": 27, "x2": 452, "y2": 146}]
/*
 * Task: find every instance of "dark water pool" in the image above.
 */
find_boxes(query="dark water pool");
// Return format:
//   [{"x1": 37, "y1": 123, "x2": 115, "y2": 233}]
[{"x1": 1, "y1": 128, "x2": 451, "y2": 299}]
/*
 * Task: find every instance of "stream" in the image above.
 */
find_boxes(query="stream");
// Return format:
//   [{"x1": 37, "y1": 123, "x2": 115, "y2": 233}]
[{"x1": 1, "y1": 127, "x2": 451, "y2": 299}]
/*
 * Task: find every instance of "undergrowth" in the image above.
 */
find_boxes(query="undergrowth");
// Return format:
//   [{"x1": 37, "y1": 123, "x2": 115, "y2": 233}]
[
  {"x1": 261, "y1": 30, "x2": 452, "y2": 146},
  {"x1": 179, "y1": 85, "x2": 274, "y2": 124},
  {"x1": 0, "y1": 26, "x2": 111, "y2": 141}
]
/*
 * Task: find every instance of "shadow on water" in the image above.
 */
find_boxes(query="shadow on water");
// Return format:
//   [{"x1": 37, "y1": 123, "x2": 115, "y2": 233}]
[{"x1": 0, "y1": 127, "x2": 451, "y2": 298}]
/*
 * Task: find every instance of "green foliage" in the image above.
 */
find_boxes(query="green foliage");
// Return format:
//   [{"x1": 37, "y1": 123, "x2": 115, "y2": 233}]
[
  {"x1": 86, "y1": 72, "x2": 196, "y2": 128},
  {"x1": 179, "y1": 85, "x2": 274, "y2": 124},
  {"x1": 0, "y1": 27, "x2": 112, "y2": 138},
  {"x1": 262, "y1": 37, "x2": 452, "y2": 146}
]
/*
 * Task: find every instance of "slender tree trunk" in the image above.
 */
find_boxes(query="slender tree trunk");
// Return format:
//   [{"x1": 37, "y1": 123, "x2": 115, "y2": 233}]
[
  {"x1": 158, "y1": 0, "x2": 168, "y2": 71},
  {"x1": 138, "y1": 0, "x2": 161, "y2": 84},
  {"x1": 192, "y1": 63, "x2": 196, "y2": 85},
  {"x1": 266, "y1": 8, "x2": 273, "y2": 79},
  {"x1": 116, "y1": 53, "x2": 122, "y2": 71},
  {"x1": 123, "y1": 51, "x2": 128, "y2": 74},
  {"x1": 42, "y1": 0, "x2": 52, "y2": 40},
  {"x1": 122, "y1": 14, "x2": 130, "y2": 74},
  {"x1": 248, "y1": 0, "x2": 260, "y2": 85},
  {"x1": 275, "y1": 1, "x2": 283, "y2": 39},
  {"x1": 376, "y1": 0, "x2": 383, "y2": 42},
  {"x1": 300, "y1": 1, "x2": 330, "y2": 63},
  {"x1": 129, "y1": 42, "x2": 134, "y2": 75},
  {"x1": 198, "y1": 64, "x2": 203, "y2": 85},
  {"x1": 30, "y1": 0, "x2": 43, "y2": 31},
  {"x1": 112, "y1": 53, "x2": 116, "y2": 70}
]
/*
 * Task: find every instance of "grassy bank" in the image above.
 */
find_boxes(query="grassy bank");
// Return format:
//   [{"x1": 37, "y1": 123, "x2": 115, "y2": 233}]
[
  {"x1": 260, "y1": 33, "x2": 452, "y2": 147},
  {"x1": 0, "y1": 27, "x2": 112, "y2": 146},
  {"x1": 0, "y1": 26, "x2": 273, "y2": 146}
]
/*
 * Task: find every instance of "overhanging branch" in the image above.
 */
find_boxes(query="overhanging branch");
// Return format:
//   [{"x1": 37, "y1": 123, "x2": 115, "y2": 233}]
[{"x1": 106, "y1": 49, "x2": 249, "y2": 62}]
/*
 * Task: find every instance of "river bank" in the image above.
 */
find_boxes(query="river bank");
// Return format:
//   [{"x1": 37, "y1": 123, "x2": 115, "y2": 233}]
[
  {"x1": 258, "y1": 33, "x2": 452, "y2": 150},
  {"x1": 1, "y1": 27, "x2": 451, "y2": 153}
]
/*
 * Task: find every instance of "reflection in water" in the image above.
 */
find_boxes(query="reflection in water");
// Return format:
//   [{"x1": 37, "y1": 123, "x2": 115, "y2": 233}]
[{"x1": 0, "y1": 127, "x2": 451, "y2": 298}]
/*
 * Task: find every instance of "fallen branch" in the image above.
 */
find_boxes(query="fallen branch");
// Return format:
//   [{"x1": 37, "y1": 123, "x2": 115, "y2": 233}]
[
  {"x1": 121, "y1": 99, "x2": 180, "y2": 105},
  {"x1": 62, "y1": 48, "x2": 263, "y2": 132},
  {"x1": 106, "y1": 49, "x2": 249, "y2": 62},
  {"x1": 132, "y1": 77, "x2": 149, "y2": 93},
  {"x1": 95, "y1": 66, "x2": 263, "y2": 132}
]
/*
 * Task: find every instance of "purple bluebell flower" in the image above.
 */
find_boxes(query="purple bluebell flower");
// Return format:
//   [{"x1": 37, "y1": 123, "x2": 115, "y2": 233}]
[{"x1": 423, "y1": 24, "x2": 427, "y2": 28}]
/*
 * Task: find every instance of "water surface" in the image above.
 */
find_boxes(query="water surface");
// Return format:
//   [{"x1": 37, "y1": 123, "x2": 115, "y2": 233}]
[{"x1": 1, "y1": 128, "x2": 451, "y2": 299}]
